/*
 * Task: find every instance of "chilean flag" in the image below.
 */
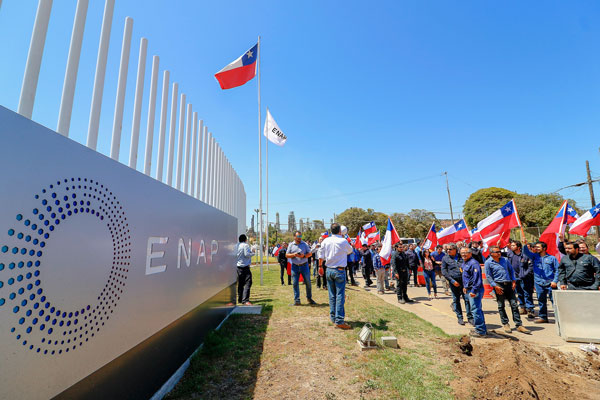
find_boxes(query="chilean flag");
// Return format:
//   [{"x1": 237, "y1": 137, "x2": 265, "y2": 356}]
[
  {"x1": 273, "y1": 244, "x2": 281, "y2": 257},
  {"x1": 437, "y1": 219, "x2": 470, "y2": 245},
  {"x1": 422, "y1": 223, "x2": 438, "y2": 250},
  {"x1": 469, "y1": 227, "x2": 482, "y2": 242},
  {"x1": 354, "y1": 233, "x2": 361, "y2": 249},
  {"x1": 367, "y1": 231, "x2": 380, "y2": 245},
  {"x1": 540, "y1": 201, "x2": 579, "y2": 258},
  {"x1": 214, "y1": 43, "x2": 258, "y2": 90},
  {"x1": 379, "y1": 218, "x2": 401, "y2": 266},
  {"x1": 321, "y1": 231, "x2": 330, "y2": 239},
  {"x1": 476, "y1": 199, "x2": 521, "y2": 239},
  {"x1": 569, "y1": 202, "x2": 600, "y2": 237},
  {"x1": 362, "y1": 222, "x2": 377, "y2": 236}
]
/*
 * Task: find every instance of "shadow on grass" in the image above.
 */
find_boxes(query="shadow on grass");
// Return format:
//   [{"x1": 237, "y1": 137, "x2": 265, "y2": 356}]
[
  {"x1": 348, "y1": 318, "x2": 390, "y2": 331},
  {"x1": 165, "y1": 301, "x2": 273, "y2": 400}
]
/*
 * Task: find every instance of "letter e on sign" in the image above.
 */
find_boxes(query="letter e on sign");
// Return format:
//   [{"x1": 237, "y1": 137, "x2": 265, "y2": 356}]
[{"x1": 146, "y1": 237, "x2": 169, "y2": 275}]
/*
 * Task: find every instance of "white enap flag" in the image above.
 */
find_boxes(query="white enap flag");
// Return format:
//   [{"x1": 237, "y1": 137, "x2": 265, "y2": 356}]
[{"x1": 263, "y1": 108, "x2": 287, "y2": 146}]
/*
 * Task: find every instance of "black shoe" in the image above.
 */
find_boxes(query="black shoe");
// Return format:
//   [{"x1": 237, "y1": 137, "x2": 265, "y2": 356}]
[
  {"x1": 527, "y1": 311, "x2": 535, "y2": 319},
  {"x1": 468, "y1": 319, "x2": 474, "y2": 326},
  {"x1": 398, "y1": 299, "x2": 406, "y2": 304},
  {"x1": 405, "y1": 298, "x2": 414, "y2": 303},
  {"x1": 457, "y1": 319, "x2": 465, "y2": 326},
  {"x1": 307, "y1": 299, "x2": 317, "y2": 305},
  {"x1": 292, "y1": 301, "x2": 301, "y2": 306}
]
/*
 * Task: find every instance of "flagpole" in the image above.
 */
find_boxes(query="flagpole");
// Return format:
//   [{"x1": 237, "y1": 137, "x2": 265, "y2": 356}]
[
  {"x1": 265, "y1": 107, "x2": 270, "y2": 272},
  {"x1": 257, "y1": 35, "x2": 263, "y2": 285}
]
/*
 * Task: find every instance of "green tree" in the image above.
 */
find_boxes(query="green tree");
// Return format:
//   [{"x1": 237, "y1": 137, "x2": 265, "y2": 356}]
[
  {"x1": 337, "y1": 208, "x2": 388, "y2": 236},
  {"x1": 463, "y1": 187, "x2": 516, "y2": 227}
]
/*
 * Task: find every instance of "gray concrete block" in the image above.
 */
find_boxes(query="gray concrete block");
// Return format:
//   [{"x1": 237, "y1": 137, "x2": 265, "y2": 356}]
[
  {"x1": 554, "y1": 290, "x2": 600, "y2": 343},
  {"x1": 231, "y1": 305, "x2": 263, "y2": 315},
  {"x1": 381, "y1": 336, "x2": 398, "y2": 348}
]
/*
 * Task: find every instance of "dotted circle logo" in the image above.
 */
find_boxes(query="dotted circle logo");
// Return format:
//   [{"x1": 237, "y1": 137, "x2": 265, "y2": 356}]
[{"x1": 0, "y1": 178, "x2": 131, "y2": 355}]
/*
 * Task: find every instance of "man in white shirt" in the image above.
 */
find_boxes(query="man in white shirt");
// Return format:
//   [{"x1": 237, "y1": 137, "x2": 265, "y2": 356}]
[
  {"x1": 236, "y1": 234, "x2": 255, "y2": 305},
  {"x1": 321, "y1": 223, "x2": 354, "y2": 329}
]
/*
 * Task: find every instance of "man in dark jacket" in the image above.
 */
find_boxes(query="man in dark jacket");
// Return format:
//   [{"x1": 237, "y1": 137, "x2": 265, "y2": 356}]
[
  {"x1": 504, "y1": 240, "x2": 535, "y2": 318},
  {"x1": 441, "y1": 243, "x2": 472, "y2": 325},
  {"x1": 277, "y1": 242, "x2": 290, "y2": 285},
  {"x1": 558, "y1": 242, "x2": 600, "y2": 290},
  {"x1": 392, "y1": 244, "x2": 412, "y2": 303},
  {"x1": 405, "y1": 244, "x2": 421, "y2": 287},
  {"x1": 360, "y1": 245, "x2": 374, "y2": 287}
]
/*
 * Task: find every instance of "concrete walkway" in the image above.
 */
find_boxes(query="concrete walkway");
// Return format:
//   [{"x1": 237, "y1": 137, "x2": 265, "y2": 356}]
[{"x1": 352, "y1": 274, "x2": 582, "y2": 354}]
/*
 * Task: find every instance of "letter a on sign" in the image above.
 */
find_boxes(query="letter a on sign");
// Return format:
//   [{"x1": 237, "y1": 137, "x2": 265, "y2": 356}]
[{"x1": 263, "y1": 108, "x2": 287, "y2": 146}]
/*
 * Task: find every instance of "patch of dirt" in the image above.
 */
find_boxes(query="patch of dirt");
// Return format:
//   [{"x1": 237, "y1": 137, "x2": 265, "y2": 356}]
[
  {"x1": 251, "y1": 314, "x2": 384, "y2": 400},
  {"x1": 448, "y1": 336, "x2": 600, "y2": 400}
]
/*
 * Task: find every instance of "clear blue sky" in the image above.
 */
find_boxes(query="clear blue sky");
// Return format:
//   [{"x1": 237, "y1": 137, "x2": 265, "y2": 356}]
[{"x1": 1, "y1": 0, "x2": 600, "y2": 229}]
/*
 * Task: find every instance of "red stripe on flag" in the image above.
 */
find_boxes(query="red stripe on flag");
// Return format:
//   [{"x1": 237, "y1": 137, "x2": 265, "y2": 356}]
[{"x1": 215, "y1": 63, "x2": 256, "y2": 89}]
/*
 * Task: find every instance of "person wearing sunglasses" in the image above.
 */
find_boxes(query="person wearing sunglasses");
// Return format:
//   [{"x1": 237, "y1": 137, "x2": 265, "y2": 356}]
[{"x1": 484, "y1": 246, "x2": 531, "y2": 334}]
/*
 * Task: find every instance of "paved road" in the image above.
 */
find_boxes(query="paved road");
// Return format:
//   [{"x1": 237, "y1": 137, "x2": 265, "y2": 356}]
[{"x1": 352, "y1": 273, "x2": 583, "y2": 354}]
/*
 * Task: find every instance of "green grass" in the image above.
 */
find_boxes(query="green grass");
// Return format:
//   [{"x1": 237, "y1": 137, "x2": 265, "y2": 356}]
[
  {"x1": 168, "y1": 269, "x2": 456, "y2": 400},
  {"x1": 250, "y1": 255, "x2": 277, "y2": 264}
]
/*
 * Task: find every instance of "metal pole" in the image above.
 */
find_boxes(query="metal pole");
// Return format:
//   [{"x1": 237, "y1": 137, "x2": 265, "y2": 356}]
[
  {"x1": 175, "y1": 95, "x2": 186, "y2": 189},
  {"x1": 144, "y1": 56, "x2": 159, "y2": 175},
  {"x1": 18, "y1": 0, "x2": 53, "y2": 119},
  {"x1": 166, "y1": 82, "x2": 178, "y2": 185},
  {"x1": 444, "y1": 171, "x2": 455, "y2": 224},
  {"x1": 129, "y1": 37, "x2": 148, "y2": 169},
  {"x1": 265, "y1": 108, "x2": 269, "y2": 266},
  {"x1": 57, "y1": 0, "x2": 88, "y2": 137},
  {"x1": 586, "y1": 160, "x2": 598, "y2": 236},
  {"x1": 257, "y1": 36, "x2": 263, "y2": 285},
  {"x1": 155, "y1": 70, "x2": 169, "y2": 180},
  {"x1": 110, "y1": 17, "x2": 133, "y2": 161},
  {"x1": 183, "y1": 103, "x2": 192, "y2": 194},
  {"x1": 87, "y1": 0, "x2": 115, "y2": 149}
]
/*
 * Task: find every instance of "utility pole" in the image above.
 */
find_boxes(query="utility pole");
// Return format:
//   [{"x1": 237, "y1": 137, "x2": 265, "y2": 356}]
[
  {"x1": 444, "y1": 171, "x2": 455, "y2": 224},
  {"x1": 586, "y1": 160, "x2": 598, "y2": 236}
]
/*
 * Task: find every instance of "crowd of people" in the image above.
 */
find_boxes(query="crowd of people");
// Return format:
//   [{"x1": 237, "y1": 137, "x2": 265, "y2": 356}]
[{"x1": 236, "y1": 227, "x2": 600, "y2": 338}]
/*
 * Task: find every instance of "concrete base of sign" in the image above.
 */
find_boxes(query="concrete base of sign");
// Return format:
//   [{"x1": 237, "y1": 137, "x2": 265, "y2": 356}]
[
  {"x1": 554, "y1": 290, "x2": 600, "y2": 343},
  {"x1": 231, "y1": 305, "x2": 263, "y2": 315},
  {"x1": 381, "y1": 336, "x2": 398, "y2": 348},
  {"x1": 357, "y1": 340, "x2": 377, "y2": 351}
]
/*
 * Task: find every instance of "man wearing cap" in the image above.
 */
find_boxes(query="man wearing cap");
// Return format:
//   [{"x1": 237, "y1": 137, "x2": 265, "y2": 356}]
[
  {"x1": 321, "y1": 223, "x2": 354, "y2": 329},
  {"x1": 286, "y1": 231, "x2": 317, "y2": 306}
]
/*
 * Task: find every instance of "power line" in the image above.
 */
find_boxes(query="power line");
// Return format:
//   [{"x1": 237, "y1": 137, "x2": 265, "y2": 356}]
[{"x1": 270, "y1": 174, "x2": 443, "y2": 206}]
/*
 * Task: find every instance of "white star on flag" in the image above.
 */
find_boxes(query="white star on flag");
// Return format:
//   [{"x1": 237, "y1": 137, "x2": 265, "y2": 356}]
[{"x1": 246, "y1": 50, "x2": 253, "y2": 58}]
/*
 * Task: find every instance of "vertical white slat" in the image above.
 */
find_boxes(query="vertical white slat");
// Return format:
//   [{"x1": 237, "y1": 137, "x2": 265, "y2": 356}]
[
  {"x1": 143, "y1": 55, "x2": 159, "y2": 175},
  {"x1": 214, "y1": 143, "x2": 220, "y2": 208},
  {"x1": 175, "y1": 95, "x2": 186, "y2": 189},
  {"x1": 190, "y1": 112, "x2": 198, "y2": 196},
  {"x1": 166, "y1": 82, "x2": 178, "y2": 185},
  {"x1": 129, "y1": 37, "x2": 147, "y2": 169},
  {"x1": 57, "y1": 0, "x2": 88, "y2": 137},
  {"x1": 155, "y1": 70, "x2": 169, "y2": 180},
  {"x1": 18, "y1": 0, "x2": 53, "y2": 119},
  {"x1": 201, "y1": 126, "x2": 209, "y2": 202},
  {"x1": 87, "y1": 0, "x2": 115, "y2": 149},
  {"x1": 205, "y1": 134, "x2": 213, "y2": 205},
  {"x1": 211, "y1": 136, "x2": 217, "y2": 206},
  {"x1": 195, "y1": 120, "x2": 204, "y2": 199},
  {"x1": 216, "y1": 147, "x2": 223, "y2": 210},
  {"x1": 183, "y1": 103, "x2": 192, "y2": 194},
  {"x1": 110, "y1": 17, "x2": 133, "y2": 161}
]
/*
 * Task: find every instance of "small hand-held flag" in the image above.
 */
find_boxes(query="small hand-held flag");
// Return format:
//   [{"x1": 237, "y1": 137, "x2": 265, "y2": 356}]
[
  {"x1": 422, "y1": 223, "x2": 438, "y2": 250},
  {"x1": 215, "y1": 43, "x2": 258, "y2": 89},
  {"x1": 379, "y1": 218, "x2": 401, "y2": 265},
  {"x1": 263, "y1": 108, "x2": 287, "y2": 146}
]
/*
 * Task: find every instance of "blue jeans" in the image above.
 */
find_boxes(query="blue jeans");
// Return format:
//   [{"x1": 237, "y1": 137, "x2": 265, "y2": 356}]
[
  {"x1": 516, "y1": 275, "x2": 535, "y2": 311},
  {"x1": 534, "y1": 282, "x2": 553, "y2": 320},
  {"x1": 291, "y1": 263, "x2": 313, "y2": 303},
  {"x1": 467, "y1": 287, "x2": 487, "y2": 334},
  {"x1": 423, "y1": 269, "x2": 437, "y2": 295},
  {"x1": 450, "y1": 282, "x2": 472, "y2": 322},
  {"x1": 326, "y1": 268, "x2": 346, "y2": 324}
]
